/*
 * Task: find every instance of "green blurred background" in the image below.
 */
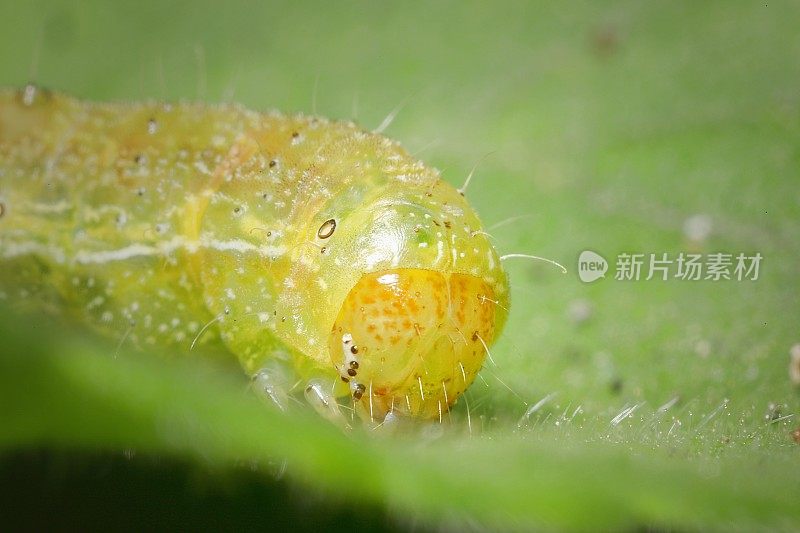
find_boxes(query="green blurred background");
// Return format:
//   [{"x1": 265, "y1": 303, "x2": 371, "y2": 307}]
[{"x1": 0, "y1": 1, "x2": 798, "y2": 531}]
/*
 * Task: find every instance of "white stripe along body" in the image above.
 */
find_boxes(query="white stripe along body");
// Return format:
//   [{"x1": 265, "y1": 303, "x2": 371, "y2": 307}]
[{"x1": 0, "y1": 87, "x2": 509, "y2": 422}]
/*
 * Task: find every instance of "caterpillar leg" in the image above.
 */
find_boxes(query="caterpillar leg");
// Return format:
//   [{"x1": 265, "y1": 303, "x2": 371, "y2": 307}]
[
  {"x1": 252, "y1": 361, "x2": 351, "y2": 430},
  {"x1": 250, "y1": 361, "x2": 293, "y2": 478},
  {"x1": 304, "y1": 378, "x2": 351, "y2": 430},
  {"x1": 252, "y1": 360, "x2": 291, "y2": 412}
]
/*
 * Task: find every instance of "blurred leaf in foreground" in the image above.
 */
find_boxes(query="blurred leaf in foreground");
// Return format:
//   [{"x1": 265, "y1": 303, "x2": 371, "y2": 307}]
[{"x1": 0, "y1": 305, "x2": 798, "y2": 531}]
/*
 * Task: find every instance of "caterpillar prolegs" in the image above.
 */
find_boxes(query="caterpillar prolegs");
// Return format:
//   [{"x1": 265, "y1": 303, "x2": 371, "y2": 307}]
[{"x1": 0, "y1": 87, "x2": 509, "y2": 425}]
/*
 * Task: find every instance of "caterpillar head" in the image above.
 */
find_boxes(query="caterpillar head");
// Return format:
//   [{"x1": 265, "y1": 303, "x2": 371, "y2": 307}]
[
  {"x1": 330, "y1": 267, "x2": 504, "y2": 420},
  {"x1": 308, "y1": 179, "x2": 510, "y2": 422}
]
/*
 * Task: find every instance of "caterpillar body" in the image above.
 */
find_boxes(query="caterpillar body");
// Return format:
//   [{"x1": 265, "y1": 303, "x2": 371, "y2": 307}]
[{"x1": 0, "y1": 87, "x2": 509, "y2": 425}]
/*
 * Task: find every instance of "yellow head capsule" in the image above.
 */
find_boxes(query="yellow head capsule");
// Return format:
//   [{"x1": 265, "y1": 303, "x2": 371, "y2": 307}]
[{"x1": 329, "y1": 268, "x2": 503, "y2": 421}]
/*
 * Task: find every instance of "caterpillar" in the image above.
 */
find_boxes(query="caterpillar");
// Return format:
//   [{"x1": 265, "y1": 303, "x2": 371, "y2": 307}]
[{"x1": 0, "y1": 86, "x2": 509, "y2": 426}]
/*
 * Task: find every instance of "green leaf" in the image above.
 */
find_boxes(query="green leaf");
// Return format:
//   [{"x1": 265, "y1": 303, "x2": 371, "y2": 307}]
[{"x1": 1, "y1": 307, "x2": 798, "y2": 531}]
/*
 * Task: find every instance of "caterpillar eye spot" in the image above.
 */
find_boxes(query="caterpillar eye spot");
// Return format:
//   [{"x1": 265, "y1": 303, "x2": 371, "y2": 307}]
[
  {"x1": 350, "y1": 345, "x2": 358, "y2": 355},
  {"x1": 347, "y1": 368, "x2": 357, "y2": 377},
  {"x1": 352, "y1": 383, "x2": 366, "y2": 400},
  {"x1": 317, "y1": 218, "x2": 336, "y2": 239}
]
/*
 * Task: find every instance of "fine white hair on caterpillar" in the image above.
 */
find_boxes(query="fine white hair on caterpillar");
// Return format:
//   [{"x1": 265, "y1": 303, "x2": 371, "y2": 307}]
[{"x1": 0, "y1": 85, "x2": 517, "y2": 427}]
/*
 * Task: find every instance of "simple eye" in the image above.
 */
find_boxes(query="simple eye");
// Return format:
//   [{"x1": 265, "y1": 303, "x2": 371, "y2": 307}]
[{"x1": 317, "y1": 219, "x2": 336, "y2": 239}]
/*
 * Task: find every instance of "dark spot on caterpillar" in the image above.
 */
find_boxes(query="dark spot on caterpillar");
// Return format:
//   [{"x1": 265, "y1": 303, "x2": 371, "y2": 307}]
[
  {"x1": 471, "y1": 331, "x2": 479, "y2": 342},
  {"x1": 134, "y1": 153, "x2": 146, "y2": 165},
  {"x1": 347, "y1": 368, "x2": 357, "y2": 377},
  {"x1": 233, "y1": 206, "x2": 241, "y2": 214},
  {"x1": 269, "y1": 159, "x2": 277, "y2": 168},
  {"x1": 443, "y1": 220, "x2": 452, "y2": 229},
  {"x1": 136, "y1": 187, "x2": 145, "y2": 197},
  {"x1": 291, "y1": 131, "x2": 299, "y2": 138},
  {"x1": 349, "y1": 360, "x2": 359, "y2": 370},
  {"x1": 353, "y1": 383, "x2": 366, "y2": 400},
  {"x1": 317, "y1": 218, "x2": 336, "y2": 239},
  {"x1": 320, "y1": 246, "x2": 327, "y2": 254},
  {"x1": 350, "y1": 345, "x2": 358, "y2": 354},
  {"x1": 341, "y1": 376, "x2": 349, "y2": 383},
  {"x1": 432, "y1": 219, "x2": 441, "y2": 227},
  {"x1": 147, "y1": 118, "x2": 158, "y2": 135}
]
